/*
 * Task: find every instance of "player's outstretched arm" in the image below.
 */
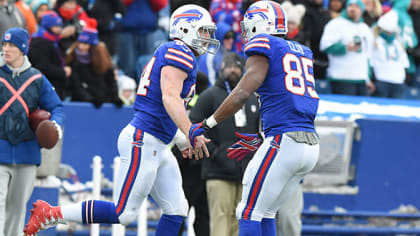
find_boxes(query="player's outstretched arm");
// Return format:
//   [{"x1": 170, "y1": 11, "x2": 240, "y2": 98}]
[
  {"x1": 161, "y1": 65, "x2": 210, "y2": 159},
  {"x1": 188, "y1": 55, "x2": 268, "y2": 154},
  {"x1": 213, "y1": 55, "x2": 268, "y2": 124}
]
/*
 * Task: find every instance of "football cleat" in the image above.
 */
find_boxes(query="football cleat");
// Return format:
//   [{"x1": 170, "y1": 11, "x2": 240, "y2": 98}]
[{"x1": 23, "y1": 200, "x2": 65, "y2": 236}]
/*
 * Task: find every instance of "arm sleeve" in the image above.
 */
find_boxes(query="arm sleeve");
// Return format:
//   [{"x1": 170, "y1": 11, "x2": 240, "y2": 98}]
[
  {"x1": 163, "y1": 45, "x2": 195, "y2": 74},
  {"x1": 323, "y1": 43, "x2": 347, "y2": 55},
  {"x1": 320, "y1": 19, "x2": 343, "y2": 52},
  {"x1": 39, "y1": 76, "x2": 64, "y2": 127},
  {"x1": 244, "y1": 35, "x2": 272, "y2": 58}
]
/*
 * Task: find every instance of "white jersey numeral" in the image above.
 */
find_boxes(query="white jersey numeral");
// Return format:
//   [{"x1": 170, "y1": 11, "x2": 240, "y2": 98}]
[
  {"x1": 282, "y1": 53, "x2": 319, "y2": 99},
  {"x1": 137, "y1": 57, "x2": 156, "y2": 96}
]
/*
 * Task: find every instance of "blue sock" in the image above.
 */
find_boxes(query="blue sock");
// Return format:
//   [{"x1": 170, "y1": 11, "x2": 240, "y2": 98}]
[
  {"x1": 239, "y1": 219, "x2": 261, "y2": 236},
  {"x1": 261, "y1": 218, "x2": 276, "y2": 236},
  {"x1": 155, "y1": 214, "x2": 184, "y2": 236},
  {"x1": 81, "y1": 200, "x2": 119, "y2": 224}
]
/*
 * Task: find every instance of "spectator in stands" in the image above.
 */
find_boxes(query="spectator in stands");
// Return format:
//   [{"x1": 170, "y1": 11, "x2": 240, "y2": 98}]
[
  {"x1": 30, "y1": 0, "x2": 50, "y2": 24},
  {"x1": 210, "y1": 0, "x2": 243, "y2": 52},
  {"x1": 282, "y1": 1, "x2": 306, "y2": 44},
  {"x1": 371, "y1": 10, "x2": 409, "y2": 98},
  {"x1": 0, "y1": 0, "x2": 26, "y2": 38},
  {"x1": 55, "y1": 0, "x2": 95, "y2": 56},
  {"x1": 29, "y1": 10, "x2": 71, "y2": 100},
  {"x1": 0, "y1": 27, "x2": 63, "y2": 236},
  {"x1": 320, "y1": 0, "x2": 375, "y2": 96},
  {"x1": 66, "y1": 27, "x2": 123, "y2": 108},
  {"x1": 15, "y1": 0, "x2": 37, "y2": 35},
  {"x1": 173, "y1": 71, "x2": 210, "y2": 236},
  {"x1": 118, "y1": 0, "x2": 168, "y2": 78},
  {"x1": 394, "y1": 0, "x2": 419, "y2": 87},
  {"x1": 409, "y1": 0, "x2": 420, "y2": 87},
  {"x1": 362, "y1": 0, "x2": 382, "y2": 26},
  {"x1": 328, "y1": 0, "x2": 345, "y2": 19},
  {"x1": 198, "y1": 22, "x2": 235, "y2": 86},
  {"x1": 302, "y1": 0, "x2": 330, "y2": 79},
  {"x1": 117, "y1": 73, "x2": 136, "y2": 105},
  {"x1": 84, "y1": 0, "x2": 125, "y2": 57},
  {"x1": 190, "y1": 52, "x2": 260, "y2": 236}
]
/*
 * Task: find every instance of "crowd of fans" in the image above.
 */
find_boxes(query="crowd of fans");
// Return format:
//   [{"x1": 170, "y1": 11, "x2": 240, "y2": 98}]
[{"x1": 1, "y1": 0, "x2": 419, "y2": 102}]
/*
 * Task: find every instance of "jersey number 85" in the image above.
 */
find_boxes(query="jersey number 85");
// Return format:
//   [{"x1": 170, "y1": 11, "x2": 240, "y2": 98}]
[{"x1": 283, "y1": 53, "x2": 319, "y2": 99}]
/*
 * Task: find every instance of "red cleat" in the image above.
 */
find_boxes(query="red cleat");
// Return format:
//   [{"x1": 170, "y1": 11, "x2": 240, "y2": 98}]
[{"x1": 23, "y1": 200, "x2": 65, "y2": 236}]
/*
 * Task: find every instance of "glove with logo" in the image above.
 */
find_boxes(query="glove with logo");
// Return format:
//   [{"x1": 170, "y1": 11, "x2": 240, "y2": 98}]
[
  {"x1": 188, "y1": 120, "x2": 210, "y2": 148},
  {"x1": 227, "y1": 132, "x2": 263, "y2": 161}
]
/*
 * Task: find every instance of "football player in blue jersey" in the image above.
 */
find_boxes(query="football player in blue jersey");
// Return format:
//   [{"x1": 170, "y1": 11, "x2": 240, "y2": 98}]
[
  {"x1": 189, "y1": 1, "x2": 320, "y2": 236},
  {"x1": 24, "y1": 4, "x2": 219, "y2": 236}
]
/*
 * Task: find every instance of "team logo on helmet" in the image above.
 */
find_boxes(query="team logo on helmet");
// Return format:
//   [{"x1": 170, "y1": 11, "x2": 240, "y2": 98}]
[
  {"x1": 173, "y1": 9, "x2": 203, "y2": 25},
  {"x1": 246, "y1": 6, "x2": 269, "y2": 20}
]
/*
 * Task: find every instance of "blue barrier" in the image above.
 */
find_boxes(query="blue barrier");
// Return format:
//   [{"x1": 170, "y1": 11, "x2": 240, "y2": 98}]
[
  {"x1": 62, "y1": 102, "x2": 133, "y2": 182},
  {"x1": 305, "y1": 118, "x2": 420, "y2": 211}
]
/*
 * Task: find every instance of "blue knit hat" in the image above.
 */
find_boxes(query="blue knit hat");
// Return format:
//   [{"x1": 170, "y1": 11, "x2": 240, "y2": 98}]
[
  {"x1": 1, "y1": 27, "x2": 30, "y2": 55},
  {"x1": 40, "y1": 11, "x2": 63, "y2": 29},
  {"x1": 78, "y1": 28, "x2": 99, "y2": 45}
]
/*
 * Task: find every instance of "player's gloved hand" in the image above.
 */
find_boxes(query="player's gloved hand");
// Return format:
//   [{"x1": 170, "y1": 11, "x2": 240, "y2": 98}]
[
  {"x1": 227, "y1": 132, "x2": 263, "y2": 162},
  {"x1": 188, "y1": 119, "x2": 210, "y2": 148}
]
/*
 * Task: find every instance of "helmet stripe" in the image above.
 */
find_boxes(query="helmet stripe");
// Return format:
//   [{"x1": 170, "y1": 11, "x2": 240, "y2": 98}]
[
  {"x1": 247, "y1": 8, "x2": 269, "y2": 14},
  {"x1": 269, "y1": 1, "x2": 285, "y2": 31},
  {"x1": 174, "y1": 13, "x2": 201, "y2": 19}
]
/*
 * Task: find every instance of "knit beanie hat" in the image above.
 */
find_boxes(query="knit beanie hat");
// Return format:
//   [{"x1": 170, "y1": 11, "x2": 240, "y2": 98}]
[
  {"x1": 1, "y1": 27, "x2": 30, "y2": 55},
  {"x1": 31, "y1": 0, "x2": 50, "y2": 14},
  {"x1": 282, "y1": 1, "x2": 306, "y2": 25},
  {"x1": 40, "y1": 11, "x2": 63, "y2": 29},
  {"x1": 377, "y1": 10, "x2": 399, "y2": 33},
  {"x1": 346, "y1": 0, "x2": 365, "y2": 12},
  {"x1": 78, "y1": 27, "x2": 99, "y2": 45},
  {"x1": 222, "y1": 52, "x2": 244, "y2": 71}
]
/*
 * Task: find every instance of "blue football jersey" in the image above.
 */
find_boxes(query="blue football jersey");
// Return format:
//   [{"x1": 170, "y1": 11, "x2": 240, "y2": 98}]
[
  {"x1": 130, "y1": 40, "x2": 197, "y2": 144},
  {"x1": 244, "y1": 34, "x2": 319, "y2": 137}
]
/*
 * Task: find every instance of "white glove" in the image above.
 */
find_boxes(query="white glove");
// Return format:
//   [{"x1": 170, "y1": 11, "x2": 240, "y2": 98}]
[{"x1": 52, "y1": 120, "x2": 63, "y2": 140}]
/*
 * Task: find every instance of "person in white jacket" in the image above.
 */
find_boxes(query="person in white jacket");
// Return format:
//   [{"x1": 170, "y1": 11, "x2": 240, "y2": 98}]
[
  {"x1": 320, "y1": 0, "x2": 375, "y2": 96},
  {"x1": 371, "y1": 10, "x2": 409, "y2": 98}
]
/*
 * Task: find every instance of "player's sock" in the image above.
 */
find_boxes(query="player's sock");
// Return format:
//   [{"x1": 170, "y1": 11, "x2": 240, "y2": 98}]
[
  {"x1": 64, "y1": 200, "x2": 119, "y2": 224},
  {"x1": 155, "y1": 214, "x2": 184, "y2": 236},
  {"x1": 239, "y1": 219, "x2": 261, "y2": 236},
  {"x1": 261, "y1": 218, "x2": 276, "y2": 236}
]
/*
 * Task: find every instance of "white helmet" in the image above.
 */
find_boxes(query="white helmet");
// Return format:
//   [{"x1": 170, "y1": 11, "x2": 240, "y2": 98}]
[
  {"x1": 170, "y1": 4, "x2": 220, "y2": 55},
  {"x1": 241, "y1": 1, "x2": 288, "y2": 42}
]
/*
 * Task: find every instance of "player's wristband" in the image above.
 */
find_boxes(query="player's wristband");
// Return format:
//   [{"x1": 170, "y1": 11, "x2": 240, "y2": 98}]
[{"x1": 205, "y1": 115, "x2": 218, "y2": 129}]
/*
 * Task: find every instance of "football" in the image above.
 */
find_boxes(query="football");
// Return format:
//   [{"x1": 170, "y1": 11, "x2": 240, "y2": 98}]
[
  {"x1": 36, "y1": 120, "x2": 58, "y2": 149},
  {"x1": 29, "y1": 109, "x2": 51, "y2": 131}
]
